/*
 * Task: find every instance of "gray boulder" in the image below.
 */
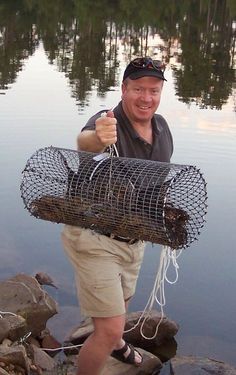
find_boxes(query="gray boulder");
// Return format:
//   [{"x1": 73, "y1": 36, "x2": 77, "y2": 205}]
[
  {"x1": 0, "y1": 273, "x2": 58, "y2": 337},
  {"x1": 0, "y1": 343, "x2": 30, "y2": 373},
  {"x1": 124, "y1": 310, "x2": 179, "y2": 348},
  {"x1": 4, "y1": 315, "x2": 27, "y2": 343},
  {"x1": 30, "y1": 344, "x2": 57, "y2": 372}
]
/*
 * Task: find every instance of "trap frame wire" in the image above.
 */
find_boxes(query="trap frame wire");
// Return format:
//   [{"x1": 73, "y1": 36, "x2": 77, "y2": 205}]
[{"x1": 20, "y1": 146, "x2": 208, "y2": 250}]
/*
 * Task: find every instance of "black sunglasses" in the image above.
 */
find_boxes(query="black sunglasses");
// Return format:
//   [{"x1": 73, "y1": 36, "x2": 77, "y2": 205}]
[{"x1": 131, "y1": 57, "x2": 165, "y2": 72}]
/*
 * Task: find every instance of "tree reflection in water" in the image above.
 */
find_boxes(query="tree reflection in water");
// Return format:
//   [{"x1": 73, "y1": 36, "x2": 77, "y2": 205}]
[{"x1": 0, "y1": 0, "x2": 235, "y2": 110}]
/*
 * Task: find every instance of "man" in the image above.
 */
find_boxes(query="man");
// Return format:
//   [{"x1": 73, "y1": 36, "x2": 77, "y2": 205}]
[{"x1": 62, "y1": 57, "x2": 173, "y2": 375}]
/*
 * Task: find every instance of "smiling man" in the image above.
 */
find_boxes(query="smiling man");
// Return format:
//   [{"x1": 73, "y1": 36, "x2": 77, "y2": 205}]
[{"x1": 62, "y1": 57, "x2": 173, "y2": 375}]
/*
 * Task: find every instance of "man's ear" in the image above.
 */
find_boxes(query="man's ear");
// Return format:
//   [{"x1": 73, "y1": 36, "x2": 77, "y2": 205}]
[
  {"x1": 121, "y1": 81, "x2": 127, "y2": 98},
  {"x1": 121, "y1": 82, "x2": 125, "y2": 94}
]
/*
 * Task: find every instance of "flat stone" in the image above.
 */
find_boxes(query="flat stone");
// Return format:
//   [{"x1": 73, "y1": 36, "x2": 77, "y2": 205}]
[
  {"x1": 0, "y1": 344, "x2": 29, "y2": 373},
  {"x1": 101, "y1": 348, "x2": 162, "y2": 375},
  {"x1": 171, "y1": 355, "x2": 236, "y2": 375},
  {"x1": 31, "y1": 345, "x2": 57, "y2": 372},
  {"x1": 41, "y1": 332, "x2": 61, "y2": 357}
]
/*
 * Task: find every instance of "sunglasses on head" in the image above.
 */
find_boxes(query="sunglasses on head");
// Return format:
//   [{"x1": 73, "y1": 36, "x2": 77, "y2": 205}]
[{"x1": 131, "y1": 57, "x2": 165, "y2": 72}]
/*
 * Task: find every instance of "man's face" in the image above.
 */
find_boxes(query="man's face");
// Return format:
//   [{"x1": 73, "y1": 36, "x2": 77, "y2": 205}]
[{"x1": 121, "y1": 76, "x2": 164, "y2": 124}]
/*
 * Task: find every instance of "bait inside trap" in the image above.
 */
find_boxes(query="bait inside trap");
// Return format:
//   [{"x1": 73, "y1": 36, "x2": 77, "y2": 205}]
[{"x1": 21, "y1": 146, "x2": 207, "y2": 249}]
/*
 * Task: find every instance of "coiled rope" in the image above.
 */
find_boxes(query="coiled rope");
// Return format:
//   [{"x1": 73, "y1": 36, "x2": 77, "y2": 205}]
[{"x1": 124, "y1": 245, "x2": 181, "y2": 339}]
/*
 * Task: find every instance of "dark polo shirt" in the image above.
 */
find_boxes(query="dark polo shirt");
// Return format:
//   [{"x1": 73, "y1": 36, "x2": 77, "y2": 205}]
[{"x1": 82, "y1": 101, "x2": 173, "y2": 162}]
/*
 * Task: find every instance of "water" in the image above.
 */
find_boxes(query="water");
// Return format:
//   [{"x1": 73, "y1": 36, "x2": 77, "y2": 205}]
[{"x1": 0, "y1": 0, "x2": 236, "y2": 367}]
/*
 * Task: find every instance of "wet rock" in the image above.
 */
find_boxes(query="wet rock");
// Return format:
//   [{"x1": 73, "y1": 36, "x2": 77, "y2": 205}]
[
  {"x1": 171, "y1": 355, "x2": 236, "y2": 375},
  {"x1": 124, "y1": 310, "x2": 179, "y2": 348},
  {"x1": 40, "y1": 330, "x2": 61, "y2": 357},
  {"x1": 0, "y1": 320, "x2": 9, "y2": 343},
  {"x1": 28, "y1": 336, "x2": 41, "y2": 348},
  {"x1": 1, "y1": 340, "x2": 12, "y2": 348},
  {"x1": 0, "y1": 315, "x2": 27, "y2": 344},
  {"x1": 30, "y1": 345, "x2": 57, "y2": 373},
  {"x1": 0, "y1": 274, "x2": 58, "y2": 337},
  {"x1": 0, "y1": 344, "x2": 29, "y2": 373},
  {"x1": 102, "y1": 348, "x2": 162, "y2": 375},
  {"x1": 5, "y1": 315, "x2": 27, "y2": 343}
]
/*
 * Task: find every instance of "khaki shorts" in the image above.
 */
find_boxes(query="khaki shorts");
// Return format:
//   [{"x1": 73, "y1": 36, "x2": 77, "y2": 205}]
[{"x1": 61, "y1": 225, "x2": 145, "y2": 318}]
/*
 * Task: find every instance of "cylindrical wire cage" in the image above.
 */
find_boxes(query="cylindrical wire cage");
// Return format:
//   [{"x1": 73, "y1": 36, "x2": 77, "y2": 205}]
[{"x1": 21, "y1": 146, "x2": 207, "y2": 250}]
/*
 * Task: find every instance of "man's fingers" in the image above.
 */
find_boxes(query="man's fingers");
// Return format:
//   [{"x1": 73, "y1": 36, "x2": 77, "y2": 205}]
[
  {"x1": 106, "y1": 110, "x2": 115, "y2": 118},
  {"x1": 95, "y1": 114, "x2": 117, "y2": 147}
]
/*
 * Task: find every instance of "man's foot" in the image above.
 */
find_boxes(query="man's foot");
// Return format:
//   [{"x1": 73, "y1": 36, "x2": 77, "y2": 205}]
[{"x1": 111, "y1": 341, "x2": 143, "y2": 366}]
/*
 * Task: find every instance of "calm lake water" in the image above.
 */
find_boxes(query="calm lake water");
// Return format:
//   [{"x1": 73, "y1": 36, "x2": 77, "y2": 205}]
[{"x1": 0, "y1": 0, "x2": 236, "y2": 368}]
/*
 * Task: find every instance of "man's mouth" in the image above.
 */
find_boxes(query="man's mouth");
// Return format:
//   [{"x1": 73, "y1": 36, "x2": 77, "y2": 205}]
[{"x1": 138, "y1": 105, "x2": 150, "y2": 110}]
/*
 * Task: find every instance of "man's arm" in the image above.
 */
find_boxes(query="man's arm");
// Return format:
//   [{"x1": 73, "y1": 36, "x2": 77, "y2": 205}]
[{"x1": 77, "y1": 110, "x2": 117, "y2": 152}]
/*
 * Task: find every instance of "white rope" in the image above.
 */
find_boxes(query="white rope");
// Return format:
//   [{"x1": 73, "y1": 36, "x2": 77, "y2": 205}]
[
  {"x1": 0, "y1": 310, "x2": 17, "y2": 318},
  {"x1": 124, "y1": 245, "x2": 182, "y2": 340}
]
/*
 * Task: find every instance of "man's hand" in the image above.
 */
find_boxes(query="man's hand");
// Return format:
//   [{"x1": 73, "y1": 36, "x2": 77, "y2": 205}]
[{"x1": 95, "y1": 110, "x2": 117, "y2": 147}]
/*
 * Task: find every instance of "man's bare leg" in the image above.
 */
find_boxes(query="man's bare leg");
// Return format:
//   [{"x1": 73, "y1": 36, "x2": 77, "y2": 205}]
[{"x1": 76, "y1": 314, "x2": 125, "y2": 375}]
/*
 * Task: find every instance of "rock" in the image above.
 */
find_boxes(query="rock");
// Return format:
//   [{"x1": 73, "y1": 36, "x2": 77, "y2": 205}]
[
  {"x1": 171, "y1": 355, "x2": 236, "y2": 375},
  {"x1": 6, "y1": 315, "x2": 27, "y2": 343},
  {"x1": 0, "y1": 274, "x2": 58, "y2": 337},
  {"x1": 101, "y1": 348, "x2": 162, "y2": 375},
  {"x1": 1, "y1": 340, "x2": 12, "y2": 348},
  {"x1": 0, "y1": 344, "x2": 30, "y2": 373},
  {"x1": 40, "y1": 332, "x2": 61, "y2": 357},
  {"x1": 0, "y1": 315, "x2": 27, "y2": 345},
  {"x1": 30, "y1": 345, "x2": 57, "y2": 372},
  {"x1": 0, "y1": 320, "x2": 9, "y2": 343},
  {"x1": 0, "y1": 367, "x2": 9, "y2": 375},
  {"x1": 151, "y1": 337, "x2": 177, "y2": 363},
  {"x1": 28, "y1": 336, "x2": 41, "y2": 348},
  {"x1": 124, "y1": 310, "x2": 179, "y2": 348}
]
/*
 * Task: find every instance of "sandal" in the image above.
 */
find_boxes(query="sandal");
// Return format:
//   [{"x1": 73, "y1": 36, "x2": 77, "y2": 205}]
[{"x1": 111, "y1": 342, "x2": 143, "y2": 367}]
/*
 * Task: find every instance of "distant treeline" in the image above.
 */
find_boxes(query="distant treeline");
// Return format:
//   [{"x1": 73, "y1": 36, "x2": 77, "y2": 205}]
[{"x1": 0, "y1": 0, "x2": 235, "y2": 109}]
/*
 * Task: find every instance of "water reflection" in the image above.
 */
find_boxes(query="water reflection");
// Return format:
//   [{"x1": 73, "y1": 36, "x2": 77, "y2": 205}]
[{"x1": 0, "y1": 0, "x2": 235, "y2": 110}]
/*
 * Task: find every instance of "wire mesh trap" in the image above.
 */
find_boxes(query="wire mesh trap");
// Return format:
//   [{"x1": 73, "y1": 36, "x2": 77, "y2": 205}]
[{"x1": 21, "y1": 146, "x2": 207, "y2": 250}]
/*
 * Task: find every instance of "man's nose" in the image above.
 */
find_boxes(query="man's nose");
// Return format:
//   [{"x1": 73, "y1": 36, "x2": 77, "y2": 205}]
[{"x1": 140, "y1": 91, "x2": 152, "y2": 101}]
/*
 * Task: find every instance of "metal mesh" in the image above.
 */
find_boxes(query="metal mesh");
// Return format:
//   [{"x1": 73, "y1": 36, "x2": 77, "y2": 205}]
[{"x1": 20, "y1": 146, "x2": 207, "y2": 250}]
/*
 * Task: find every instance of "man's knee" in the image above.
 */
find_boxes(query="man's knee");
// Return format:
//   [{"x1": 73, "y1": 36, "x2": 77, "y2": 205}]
[{"x1": 93, "y1": 315, "x2": 125, "y2": 346}]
